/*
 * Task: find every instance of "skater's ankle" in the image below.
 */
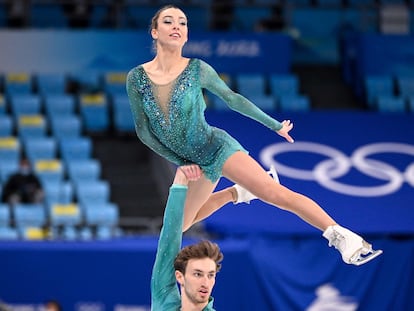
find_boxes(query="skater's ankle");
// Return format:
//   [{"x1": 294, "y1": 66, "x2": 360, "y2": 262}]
[
  {"x1": 228, "y1": 187, "x2": 237, "y2": 203},
  {"x1": 323, "y1": 223, "x2": 339, "y2": 231}
]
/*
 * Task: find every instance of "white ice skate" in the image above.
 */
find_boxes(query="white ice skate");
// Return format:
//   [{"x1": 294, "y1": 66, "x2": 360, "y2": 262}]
[
  {"x1": 323, "y1": 225, "x2": 383, "y2": 266},
  {"x1": 233, "y1": 165, "x2": 280, "y2": 204}
]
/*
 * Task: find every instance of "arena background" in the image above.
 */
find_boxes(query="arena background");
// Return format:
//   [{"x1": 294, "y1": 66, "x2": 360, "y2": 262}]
[{"x1": 0, "y1": 1, "x2": 413, "y2": 310}]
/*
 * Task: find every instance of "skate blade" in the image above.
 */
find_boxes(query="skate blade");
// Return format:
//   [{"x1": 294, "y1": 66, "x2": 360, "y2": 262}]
[
  {"x1": 353, "y1": 249, "x2": 383, "y2": 266},
  {"x1": 268, "y1": 165, "x2": 280, "y2": 183}
]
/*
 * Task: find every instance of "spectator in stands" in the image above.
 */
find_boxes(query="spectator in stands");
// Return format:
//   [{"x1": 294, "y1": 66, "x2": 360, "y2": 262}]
[
  {"x1": 126, "y1": 5, "x2": 382, "y2": 266},
  {"x1": 1, "y1": 157, "x2": 44, "y2": 205},
  {"x1": 152, "y1": 165, "x2": 223, "y2": 311}
]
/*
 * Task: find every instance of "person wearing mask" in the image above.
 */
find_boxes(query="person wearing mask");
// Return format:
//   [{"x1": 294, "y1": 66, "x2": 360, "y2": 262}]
[{"x1": 1, "y1": 158, "x2": 44, "y2": 205}]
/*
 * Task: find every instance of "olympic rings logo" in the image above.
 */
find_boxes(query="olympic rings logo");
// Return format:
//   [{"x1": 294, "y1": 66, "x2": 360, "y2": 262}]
[{"x1": 259, "y1": 142, "x2": 414, "y2": 197}]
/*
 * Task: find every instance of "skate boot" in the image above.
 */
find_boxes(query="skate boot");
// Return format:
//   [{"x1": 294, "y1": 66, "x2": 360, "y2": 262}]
[
  {"x1": 323, "y1": 225, "x2": 383, "y2": 266},
  {"x1": 233, "y1": 165, "x2": 280, "y2": 204}
]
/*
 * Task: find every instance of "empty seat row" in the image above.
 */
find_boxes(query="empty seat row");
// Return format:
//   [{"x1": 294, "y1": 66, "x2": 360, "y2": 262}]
[
  {"x1": 0, "y1": 202, "x2": 118, "y2": 228},
  {"x1": 219, "y1": 73, "x2": 300, "y2": 98},
  {"x1": 364, "y1": 74, "x2": 414, "y2": 111},
  {"x1": 0, "y1": 93, "x2": 133, "y2": 133},
  {"x1": 209, "y1": 94, "x2": 311, "y2": 112},
  {"x1": 0, "y1": 72, "x2": 127, "y2": 96},
  {"x1": 0, "y1": 135, "x2": 92, "y2": 163},
  {"x1": 0, "y1": 71, "x2": 300, "y2": 98},
  {"x1": 0, "y1": 202, "x2": 120, "y2": 240},
  {"x1": 1, "y1": 71, "x2": 307, "y2": 116},
  {"x1": 0, "y1": 114, "x2": 83, "y2": 140}
]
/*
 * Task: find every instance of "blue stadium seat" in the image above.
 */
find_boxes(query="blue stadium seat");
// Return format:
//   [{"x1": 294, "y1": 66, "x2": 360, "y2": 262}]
[
  {"x1": 36, "y1": 73, "x2": 67, "y2": 94},
  {"x1": 278, "y1": 95, "x2": 311, "y2": 112},
  {"x1": 59, "y1": 137, "x2": 93, "y2": 163},
  {"x1": 365, "y1": 75, "x2": 394, "y2": 108},
  {"x1": 34, "y1": 159, "x2": 64, "y2": 184},
  {"x1": 66, "y1": 159, "x2": 101, "y2": 184},
  {"x1": 44, "y1": 94, "x2": 76, "y2": 118},
  {"x1": 79, "y1": 93, "x2": 110, "y2": 132},
  {"x1": 103, "y1": 72, "x2": 127, "y2": 96},
  {"x1": 9, "y1": 94, "x2": 42, "y2": 118},
  {"x1": 0, "y1": 227, "x2": 19, "y2": 240},
  {"x1": 14, "y1": 203, "x2": 47, "y2": 228},
  {"x1": 69, "y1": 71, "x2": 102, "y2": 92},
  {"x1": 0, "y1": 136, "x2": 20, "y2": 164},
  {"x1": 78, "y1": 226, "x2": 93, "y2": 240},
  {"x1": 236, "y1": 74, "x2": 267, "y2": 98},
  {"x1": 249, "y1": 96, "x2": 275, "y2": 111},
  {"x1": 4, "y1": 73, "x2": 32, "y2": 95},
  {"x1": 50, "y1": 115, "x2": 82, "y2": 139},
  {"x1": 19, "y1": 227, "x2": 47, "y2": 240},
  {"x1": 24, "y1": 137, "x2": 57, "y2": 163},
  {"x1": 0, "y1": 204, "x2": 10, "y2": 226},
  {"x1": 376, "y1": 96, "x2": 406, "y2": 113},
  {"x1": 112, "y1": 94, "x2": 135, "y2": 132},
  {"x1": 75, "y1": 180, "x2": 110, "y2": 205},
  {"x1": 95, "y1": 226, "x2": 113, "y2": 240},
  {"x1": 396, "y1": 76, "x2": 414, "y2": 99},
  {"x1": 84, "y1": 202, "x2": 119, "y2": 227},
  {"x1": 42, "y1": 180, "x2": 73, "y2": 205},
  {"x1": 61, "y1": 225, "x2": 78, "y2": 240},
  {"x1": 48, "y1": 203, "x2": 82, "y2": 227},
  {"x1": 0, "y1": 115, "x2": 13, "y2": 137},
  {"x1": 269, "y1": 74, "x2": 299, "y2": 98},
  {"x1": 17, "y1": 115, "x2": 47, "y2": 139},
  {"x1": 0, "y1": 160, "x2": 19, "y2": 184}
]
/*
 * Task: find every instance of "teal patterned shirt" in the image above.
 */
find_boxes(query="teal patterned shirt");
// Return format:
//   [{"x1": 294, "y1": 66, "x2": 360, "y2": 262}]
[
  {"x1": 151, "y1": 185, "x2": 216, "y2": 311},
  {"x1": 127, "y1": 58, "x2": 282, "y2": 182}
]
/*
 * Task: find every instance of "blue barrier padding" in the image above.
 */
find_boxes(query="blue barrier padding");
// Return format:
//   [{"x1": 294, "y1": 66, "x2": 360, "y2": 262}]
[{"x1": 0, "y1": 236, "x2": 412, "y2": 311}]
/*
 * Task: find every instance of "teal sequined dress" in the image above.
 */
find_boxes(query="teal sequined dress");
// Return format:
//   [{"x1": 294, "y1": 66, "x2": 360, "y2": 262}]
[{"x1": 127, "y1": 58, "x2": 282, "y2": 182}]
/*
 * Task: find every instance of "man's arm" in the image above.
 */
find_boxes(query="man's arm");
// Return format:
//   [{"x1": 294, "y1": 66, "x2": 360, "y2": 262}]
[{"x1": 150, "y1": 167, "x2": 197, "y2": 307}]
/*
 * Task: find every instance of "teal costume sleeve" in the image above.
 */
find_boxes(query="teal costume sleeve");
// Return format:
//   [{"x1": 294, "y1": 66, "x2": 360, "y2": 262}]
[
  {"x1": 199, "y1": 60, "x2": 283, "y2": 132},
  {"x1": 126, "y1": 70, "x2": 187, "y2": 165},
  {"x1": 151, "y1": 185, "x2": 187, "y2": 310}
]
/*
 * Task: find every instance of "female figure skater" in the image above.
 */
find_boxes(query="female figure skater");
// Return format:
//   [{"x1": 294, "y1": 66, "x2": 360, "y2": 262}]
[{"x1": 126, "y1": 5, "x2": 382, "y2": 265}]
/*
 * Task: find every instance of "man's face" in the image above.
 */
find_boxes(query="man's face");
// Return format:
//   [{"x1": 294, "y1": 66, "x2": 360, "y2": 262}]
[{"x1": 176, "y1": 258, "x2": 217, "y2": 306}]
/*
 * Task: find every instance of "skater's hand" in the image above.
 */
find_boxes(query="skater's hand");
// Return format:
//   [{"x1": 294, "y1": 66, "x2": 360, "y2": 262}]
[
  {"x1": 176, "y1": 164, "x2": 203, "y2": 185},
  {"x1": 276, "y1": 120, "x2": 294, "y2": 143}
]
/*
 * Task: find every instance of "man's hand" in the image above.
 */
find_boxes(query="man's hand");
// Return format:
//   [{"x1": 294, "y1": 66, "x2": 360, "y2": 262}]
[{"x1": 174, "y1": 164, "x2": 202, "y2": 185}]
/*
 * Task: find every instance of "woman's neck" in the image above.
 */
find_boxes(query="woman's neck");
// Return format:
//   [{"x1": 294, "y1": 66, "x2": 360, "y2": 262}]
[{"x1": 152, "y1": 49, "x2": 186, "y2": 74}]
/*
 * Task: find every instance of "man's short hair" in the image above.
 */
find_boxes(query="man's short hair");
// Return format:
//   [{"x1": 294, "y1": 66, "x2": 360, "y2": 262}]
[{"x1": 174, "y1": 240, "x2": 223, "y2": 274}]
